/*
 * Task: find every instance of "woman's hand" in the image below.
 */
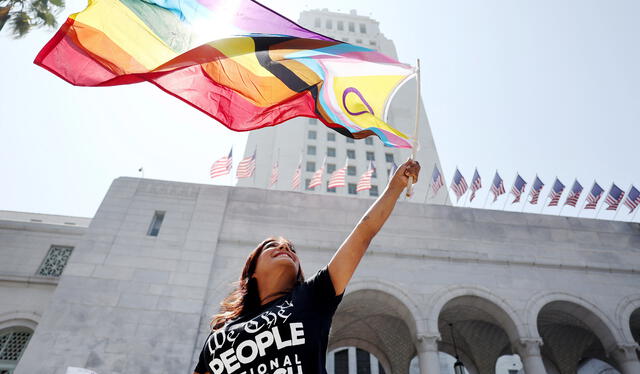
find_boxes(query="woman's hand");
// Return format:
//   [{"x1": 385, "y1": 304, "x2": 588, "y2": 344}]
[{"x1": 389, "y1": 159, "x2": 421, "y2": 191}]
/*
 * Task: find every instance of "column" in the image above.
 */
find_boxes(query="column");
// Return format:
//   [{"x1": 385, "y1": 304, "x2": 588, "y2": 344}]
[
  {"x1": 417, "y1": 335, "x2": 441, "y2": 374},
  {"x1": 514, "y1": 338, "x2": 547, "y2": 374},
  {"x1": 609, "y1": 344, "x2": 640, "y2": 374}
]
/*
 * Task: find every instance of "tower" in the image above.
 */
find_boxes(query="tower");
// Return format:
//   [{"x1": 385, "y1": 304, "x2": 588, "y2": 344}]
[{"x1": 238, "y1": 9, "x2": 450, "y2": 205}]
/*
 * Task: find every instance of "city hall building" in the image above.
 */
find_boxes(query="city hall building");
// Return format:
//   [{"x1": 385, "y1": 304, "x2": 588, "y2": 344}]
[{"x1": 1, "y1": 177, "x2": 639, "y2": 374}]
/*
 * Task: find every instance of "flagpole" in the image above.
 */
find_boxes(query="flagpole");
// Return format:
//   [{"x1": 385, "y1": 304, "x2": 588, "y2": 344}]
[
  {"x1": 252, "y1": 146, "x2": 257, "y2": 186},
  {"x1": 406, "y1": 59, "x2": 421, "y2": 198},
  {"x1": 483, "y1": 170, "x2": 496, "y2": 209},
  {"x1": 577, "y1": 179, "x2": 594, "y2": 218},
  {"x1": 521, "y1": 175, "x2": 533, "y2": 213},
  {"x1": 595, "y1": 182, "x2": 612, "y2": 220},
  {"x1": 613, "y1": 184, "x2": 631, "y2": 221},
  {"x1": 559, "y1": 178, "x2": 574, "y2": 216},
  {"x1": 540, "y1": 176, "x2": 554, "y2": 214},
  {"x1": 503, "y1": 173, "x2": 517, "y2": 211}
]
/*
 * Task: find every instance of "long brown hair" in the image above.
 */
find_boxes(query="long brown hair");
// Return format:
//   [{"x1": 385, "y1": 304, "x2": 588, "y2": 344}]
[{"x1": 210, "y1": 237, "x2": 305, "y2": 331}]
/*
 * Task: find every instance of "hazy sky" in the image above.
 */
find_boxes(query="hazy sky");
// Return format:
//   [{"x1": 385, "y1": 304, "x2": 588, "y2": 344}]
[{"x1": 1, "y1": 0, "x2": 639, "y2": 220}]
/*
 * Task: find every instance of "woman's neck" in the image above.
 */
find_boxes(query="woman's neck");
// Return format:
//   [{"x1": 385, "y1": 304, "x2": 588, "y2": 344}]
[{"x1": 257, "y1": 271, "x2": 296, "y2": 305}]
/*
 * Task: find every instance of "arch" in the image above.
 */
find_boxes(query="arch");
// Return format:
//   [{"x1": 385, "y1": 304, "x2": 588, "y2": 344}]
[
  {"x1": 526, "y1": 291, "x2": 624, "y2": 350},
  {"x1": 614, "y1": 294, "x2": 640, "y2": 343},
  {"x1": 347, "y1": 278, "x2": 425, "y2": 336},
  {"x1": 329, "y1": 338, "x2": 392, "y2": 374},
  {"x1": 0, "y1": 311, "x2": 40, "y2": 331},
  {"x1": 426, "y1": 285, "x2": 527, "y2": 342}
]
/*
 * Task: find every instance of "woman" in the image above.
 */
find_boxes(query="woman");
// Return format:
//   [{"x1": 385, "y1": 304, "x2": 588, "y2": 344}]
[{"x1": 194, "y1": 159, "x2": 420, "y2": 374}]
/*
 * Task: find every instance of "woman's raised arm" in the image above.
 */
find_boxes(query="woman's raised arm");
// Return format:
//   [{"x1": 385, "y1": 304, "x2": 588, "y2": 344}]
[{"x1": 327, "y1": 159, "x2": 421, "y2": 295}]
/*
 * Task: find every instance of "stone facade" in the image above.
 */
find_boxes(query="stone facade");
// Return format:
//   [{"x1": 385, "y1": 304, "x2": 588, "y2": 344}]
[{"x1": 2, "y1": 177, "x2": 639, "y2": 374}]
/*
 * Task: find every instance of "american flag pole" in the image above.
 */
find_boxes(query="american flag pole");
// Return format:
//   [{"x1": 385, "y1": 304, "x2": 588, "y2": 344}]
[
  {"x1": 595, "y1": 182, "x2": 613, "y2": 220},
  {"x1": 482, "y1": 170, "x2": 496, "y2": 209},
  {"x1": 521, "y1": 175, "x2": 532, "y2": 213},
  {"x1": 252, "y1": 146, "x2": 257, "y2": 186},
  {"x1": 406, "y1": 59, "x2": 421, "y2": 198},
  {"x1": 540, "y1": 176, "x2": 554, "y2": 214},
  {"x1": 503, "y1": 173, "x2": 517, "y2": 211},
  {"x1": 577, "y1": 179, "x2": 594, "y2": 218},
  {"x1": 558, "y1": 178, "x2": 573, "y2": 216}
]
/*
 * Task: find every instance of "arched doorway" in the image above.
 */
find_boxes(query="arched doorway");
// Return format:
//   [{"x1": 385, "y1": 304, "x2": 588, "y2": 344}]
[
  {"x1": 329, "y1": 288, "x2": 418, "y2": 374},
  {"x1": 630, "y1": 308, "x2": 640, "y2": 359},
  {"x1": 537, "y1": 301, "x2": 620, "y2": 374},
  {"x1": 437, "y1": 295, "x2": 522, "y2": 374},
  {"x1": 0, "y1": 327, "x2": 33, "y2": 374}
]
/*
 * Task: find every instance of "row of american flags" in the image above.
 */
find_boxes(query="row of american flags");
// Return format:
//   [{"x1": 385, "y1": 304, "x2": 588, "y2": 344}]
[
  {"x1": 437, "y1": 165, "x2": 640, "y2": 214},
  {"x1": 209, "y1": 148, "x2": 389, "y2": 193}
]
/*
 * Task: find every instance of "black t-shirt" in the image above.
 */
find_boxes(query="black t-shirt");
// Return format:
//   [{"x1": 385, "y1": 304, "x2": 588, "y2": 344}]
[{"x1": 194, "y1": 265, "x2": 344, "y2": 374}]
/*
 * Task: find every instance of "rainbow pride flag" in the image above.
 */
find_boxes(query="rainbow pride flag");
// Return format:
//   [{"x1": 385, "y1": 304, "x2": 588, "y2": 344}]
[{"x1": 35, "y1": 0, "x2": 416, "y2": 148}]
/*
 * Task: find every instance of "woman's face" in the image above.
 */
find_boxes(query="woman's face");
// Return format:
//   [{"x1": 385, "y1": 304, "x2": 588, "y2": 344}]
[{"x1": 253, "y1": 239, "x2": 300, "y2": 282}]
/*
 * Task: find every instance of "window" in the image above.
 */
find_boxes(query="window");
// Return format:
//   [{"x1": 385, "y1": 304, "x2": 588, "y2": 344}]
[
  {"x1": 347, "y1": 149, "x2": 356, "y2": 159},
  {"x1": 307, "y1": 145, "x2": 316, "y2": 155},
  {"x1": 0, "y1": 327, "x2": 33, "y2": 370},
  {"x1": 327, "y1": 181, "x2": 336, "y2": 193},
  {"x1": 327, "y1": 163, "x2": 336, "y2": 174},
  {"x1": 365, "y1": 137, "x2": 373, "y2": 145},
  {"x1": 343, "y1": 37, "x2": 350, "y2": 42},
  {"x1": 335, "y1": 349, "x2": 348, "y2": 373},
  {"x1": 306, "y1": 161, "x2": 315, "y2": 172},
  {"x1": 348, "y1": 183, "x2": 357, "y2": 195},
  {"x1": 385, "y1": 153, "x2": 394, "y2": 163},
  {"x1": 325, "y1": 19, "x2": 332, "y2": 29},
  {"x1": 347, "y1": 166, "x2": 356, "y2": 176},
  {"x1": 147, "y1": 211, "x2": 165, "y2": 237},
  {"x1": 327, "y1": 147, "x2": 336, "y2": 157},
  {"x1": 314, "y1": 18, "x2": 321, "y2": 28},
  {"x1": 359, "y1": 23, "x2": 367, "y2": 33},
  {"x1": 305, "y1": 179, "x2": 312, "y2": 190},
  {"x1": 337, "y1": 20, "x2": 344, "y2": 31},
  {"x1": 308, "y1": 118, "x2": 317, "y2": 125},
  {"x1": 346, "y1": 137, "x2": 355, "y2": 143},
  {"x1": 36, "y1": 245, "x2": 73, "y2": 277},
  {"x1": 370, "y1": 185, "x2": 379, "y2": 196},
  {"x1": 372, "y1": 168, "x2": 377, "y2": 178},
  {"x1": 356, "y1": 39, "x2": 363, "y2": 44},
  {"x1": 366, "y1": 151, "x2": 375, "y2": 161},
  {"x1": 348, "y1": 22, "x2": 355, "y2": 32},
  {"x1": 308, "y1": 130, "x2": 317, "y2": 139},
  {"x1": 327, "y1": 132, "x2": 335, "y2": 141},
  {"x1": 369, "y1": 40, "x2": 377, "y2": 46}
]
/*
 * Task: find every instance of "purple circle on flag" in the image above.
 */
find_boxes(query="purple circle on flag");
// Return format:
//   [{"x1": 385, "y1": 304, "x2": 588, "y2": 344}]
[{"x1": 342, "y1": 87, "x2": 374, "y2": 116}]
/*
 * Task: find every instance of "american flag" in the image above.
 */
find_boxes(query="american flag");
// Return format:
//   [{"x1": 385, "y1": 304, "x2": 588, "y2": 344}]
[
  {"x1": 604, "y1": 183, "x2": 625, "y2": 211},
  {"x1": 547, "y1": 178, "x2": 565, "y2": 207},
  {"x1": 431, "y1": 166, "x2": 445, "y2": 195},
  {"x1": 357, "y1": 161, "x2": 375, "y2": 192},
  {"x1": 328, "y1": 164, "x2": 347, "y2": 189},
  {"x1": 469, "y1": 169, "x2": 482, "y2": 202},
  {"x1": 236, "y1": 150, "x2": 256, "y2": 179},
  {"x1": 623, "y1": 186, "x2": 640, "y2": 213},
  {"x1": 510, "y1": 174, "x2": 527, "y2": 203},
  {"x1": 563, "y1": 180, "x2": 583, "y2": 207},
  {"x1": 269, "y1": 161, "x2": 279, "y2": 188},
  {"x1": 490, "y1": 172, "x2": 505, "y2": 202},
  {"x1": 528, "y1": 176, "x2": 544, "y2": 205},
  {"x1": 584, "y1": 182, "x2": 604, "y2": 209},
  {"x1": 450, "y1": 168, "x2": 468, "y2": 201},
  {"x1": 308, "y1": 163, "x2": 324, "y2": 189},
  {"x1": 291, "y1": 161, "x2": 302, "y2": 190},
  {"x1": 210, "y1": 148, "x2": 233, "y2": 179}
]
